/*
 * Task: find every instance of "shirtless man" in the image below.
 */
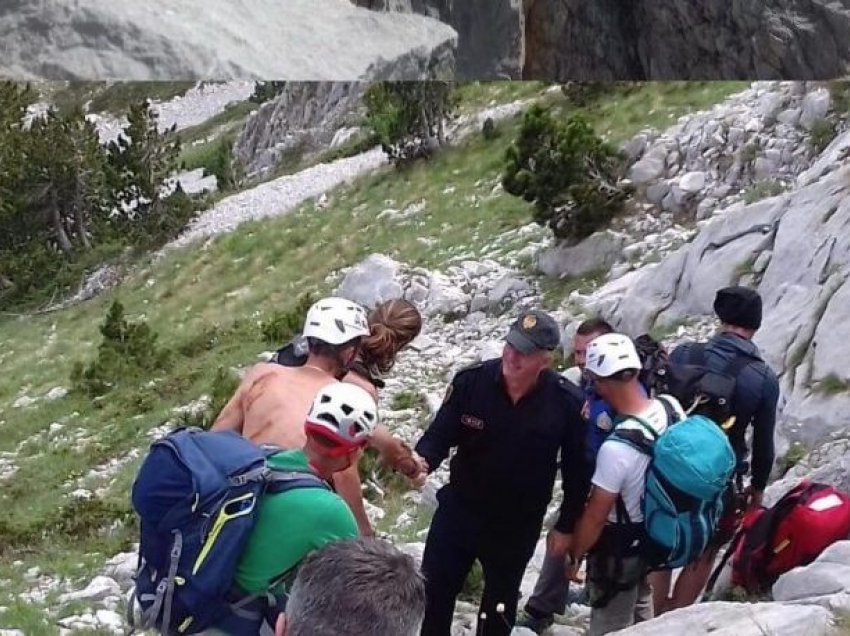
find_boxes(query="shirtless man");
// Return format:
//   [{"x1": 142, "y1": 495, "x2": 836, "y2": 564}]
[{"x1": 212, "y1": 297, "x2": 426, "y2": 536}]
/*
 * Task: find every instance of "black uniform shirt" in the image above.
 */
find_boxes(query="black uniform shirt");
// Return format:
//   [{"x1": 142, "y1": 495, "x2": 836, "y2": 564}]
[{"x1": 415, "y1": 359, "x2": 591, "y2": 533}]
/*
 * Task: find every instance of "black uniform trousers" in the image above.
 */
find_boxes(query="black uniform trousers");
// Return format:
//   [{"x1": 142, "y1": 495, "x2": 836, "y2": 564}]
[{"x1": 420, "y1": 487, "x2": 541, "y2": 636}]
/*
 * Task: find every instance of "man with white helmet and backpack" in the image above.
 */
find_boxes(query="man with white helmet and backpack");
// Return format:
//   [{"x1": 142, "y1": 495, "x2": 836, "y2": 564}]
[
  {"x1": 130, "y1": 381, "x2": 381, "y2": 635},
  {"x1": 213, "y1": 297, "x2": 426, "y2": 536},
  {"x1": 564, "y1": 333, "x2": 734, "y2": 635}
]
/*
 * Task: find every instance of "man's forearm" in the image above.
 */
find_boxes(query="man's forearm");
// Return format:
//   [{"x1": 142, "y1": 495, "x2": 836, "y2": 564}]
[{"x1": 332, "y1": 461, "x2": 374, "y2": 536}]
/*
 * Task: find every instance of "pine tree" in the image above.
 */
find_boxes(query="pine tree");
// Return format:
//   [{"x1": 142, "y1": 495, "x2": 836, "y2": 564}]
[{"x1": 502, "y1": 105, "x2": 632, "y2": 243}]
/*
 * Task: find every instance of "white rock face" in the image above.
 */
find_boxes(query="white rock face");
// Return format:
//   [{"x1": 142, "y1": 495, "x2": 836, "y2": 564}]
[
  {"x1": 609, "y1": 600, "x2": 834, "y2": 635},
  {"x1": 58, "y1": 576, "x2": 121, "y2": 604},
  {"x1": 0, "y1": 0, "x2": 458, "y2": 80}
]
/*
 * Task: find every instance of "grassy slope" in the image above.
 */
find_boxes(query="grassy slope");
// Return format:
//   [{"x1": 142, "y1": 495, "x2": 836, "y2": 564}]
[{"x1": 0, "y1": 80, "x2": 746, "y2": 631}]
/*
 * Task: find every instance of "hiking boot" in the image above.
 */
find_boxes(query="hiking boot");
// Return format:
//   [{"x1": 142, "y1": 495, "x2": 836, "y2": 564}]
[{"x1": 515, "y1": 610, "x2": 554, "y2": 634}]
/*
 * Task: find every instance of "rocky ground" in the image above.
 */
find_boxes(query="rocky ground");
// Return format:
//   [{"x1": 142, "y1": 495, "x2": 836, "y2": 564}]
[{"x1": 6, "y1": 80, "x2": 850, "y2": 634}]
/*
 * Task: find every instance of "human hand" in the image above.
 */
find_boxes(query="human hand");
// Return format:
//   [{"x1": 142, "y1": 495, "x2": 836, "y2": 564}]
[
  {"x1": 546, "y1": 530, "x2": 572, "y2": 556},
  {"x1": 564, "y1": 554, "x2": 584, "y2": 584}
]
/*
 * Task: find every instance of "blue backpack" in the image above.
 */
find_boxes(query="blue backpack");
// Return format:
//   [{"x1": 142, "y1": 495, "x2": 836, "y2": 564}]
[
  {"x1": 611, "y1": 397, "x2": 736, "y2": 569},
  {"x1": 127, "y1": 427, "x2": 329, "y2": 635}
]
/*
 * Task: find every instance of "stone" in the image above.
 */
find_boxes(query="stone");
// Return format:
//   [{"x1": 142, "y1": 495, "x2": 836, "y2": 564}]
[
  {"x1": 777, "y1": 108, "x2": 802, "y2": 127},
  {"x1": 336, "y1": 253, "x2": 404, "y2": 308},
  {"x1": 773, "y1": 541, "x2": 850, "y2": 602},
  {"x1": 58, "y1": 576, "x2": 121, "y2": 604},
  {"x1": 486, "y1": 276, "x2": 532, "y2": 311},
  {"x1": 645, "y1": 181, "x2": 671, "y2": 206},
  {"x1": 629, "y1": 151, "x2": 666, "y2": 185},
  {"x1": 45, "y1": 386, "x2": 68, "y2": 401},
  {"x1": 0, "y1": 0, "x2": 458, "y2": 80},
  {"x1": 235, "y1": 83, "x2": 368, "y2": 177},
  {"x1": 800, "y1": 89, "x2": 832, "y2": 130},
  {"x1": 679, "y1": 171, "x2": 706, "y2": 193},
  {"x1": 536, "y1": 231, "x2": 626, "y2": 279}
]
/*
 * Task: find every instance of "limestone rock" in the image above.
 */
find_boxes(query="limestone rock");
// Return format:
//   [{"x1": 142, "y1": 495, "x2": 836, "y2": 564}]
[{"x1": 0, "y1": 0, "x2": 457, "y2": 80}]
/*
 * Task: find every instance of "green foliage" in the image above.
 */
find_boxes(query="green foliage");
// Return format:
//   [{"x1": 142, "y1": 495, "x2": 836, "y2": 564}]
[
  {"x1": 259, "y1": 294, "x2": 315, "y2": 345},
  {"x1": 71, "y1": 300, "x2": 169, "y2": 397},
  {"x1": 208, "y1": 366, "x2": 241, "y2": 425},
  {"x1": 778, "y1": 442, "x2": 808, "y2": 475},
  {"x1": 364, "y1": 82, "x2": 459, "y2": 165},
  {"x1": 459, "y1": 560, "x2": 485, "y2": 602},
  {"x1": 560, "y1": 81, "x2": 618, "y2": 106},
  {"x1": 481, "y1": 117, "x2": 500, "y2": 140},
  {"x1": 502, "y1": 105, "x2": 631, "y2": 242},
  {"x1": 0, "y1": 86, "x2": 195, "y2": 309},
  {"x1": 817, "y1": 373, "x2": 850, "y2": 395},
  {"x1": 249, "y1": 81, "x2": 287, "y2": 104},
  {"x1": 809, "y1": 118, "x2": 836, "y2": 154},
  {"x1": 390, "y1": 390, "x2": 425, "y2": 411},
  {"x1": 743, "y1": 180, "x2": 788, "y2": 204}
]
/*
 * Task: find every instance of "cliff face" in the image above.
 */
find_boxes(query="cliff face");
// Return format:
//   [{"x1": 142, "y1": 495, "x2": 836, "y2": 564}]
[
  {"x1": 523, "y1": 0, "x2": 850, "y2": 80},
  {"x1": 0, "y1": 0, "x2": 457, "y2": 80},
  {"x1": 354, "y1": 0, "x2": 850, "y2": 80},
  {"x1": 353, "y1": 0, "x2": 525, "y2": 79}
]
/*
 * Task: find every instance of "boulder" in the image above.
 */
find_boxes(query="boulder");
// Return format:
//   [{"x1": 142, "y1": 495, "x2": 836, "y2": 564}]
[
  {"x1": 336, "y1": 254, "x2": 404, "y2": 308},
  {"x1": 536, "y1": 231, "x2": 626, "y2": 279},
  {"x1": 234, "y1": 83, "x2": 367, "y2": 177},
  {"x1": 608, "y1": 600, "x2": 833, "y2": 636},
  {"x1": 773, "y1": 541, "x2": 850, "y2": 602},
  {"x1": 0, "y1": 0, "x2": 457, "y2": 80}
]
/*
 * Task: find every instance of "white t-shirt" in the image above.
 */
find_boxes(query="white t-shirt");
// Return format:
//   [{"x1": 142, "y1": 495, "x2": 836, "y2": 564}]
[{"x1": 591, "y1": 396, "x2": 686, "y2": 523}]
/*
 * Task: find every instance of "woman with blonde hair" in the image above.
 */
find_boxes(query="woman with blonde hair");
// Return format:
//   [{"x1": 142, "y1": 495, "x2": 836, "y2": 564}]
[{"x1": 272, "y1": 297, "x2": 425, "y2": 536}]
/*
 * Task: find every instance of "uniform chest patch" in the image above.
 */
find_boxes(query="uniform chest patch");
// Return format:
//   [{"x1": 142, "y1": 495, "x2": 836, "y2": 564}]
[
  {"x1": 461, "y1": 414, "x2": 485, "y2": 430},
  {"x1": 595, "y1": 411, "x2": 614, "y2": 432}
]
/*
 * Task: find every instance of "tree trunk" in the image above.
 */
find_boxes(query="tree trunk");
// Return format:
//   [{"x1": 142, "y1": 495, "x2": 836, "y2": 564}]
[{"x1": 50, "y1": 188, "x2": 73, "y2": 255}]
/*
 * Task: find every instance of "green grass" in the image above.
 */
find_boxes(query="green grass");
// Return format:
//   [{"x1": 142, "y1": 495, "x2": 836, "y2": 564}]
[
  {"x1": 817, "y1": 373, "x2": 850, "y2": 395},
  {"x1": 743, "y1": 180, "x2": 789, "y2": 204},
  {"x1": 0, "y1": 80, "x2": 745, "y2": 628},
  {"x1": 574, "y1": 81, "x2": 748, "y2": 144},
  {"x1": 454, "y1": 81, "x2": 551, "y2": 115},
  {"x1": 177, "y1": 99, "x2": 258, "y2": 148}
]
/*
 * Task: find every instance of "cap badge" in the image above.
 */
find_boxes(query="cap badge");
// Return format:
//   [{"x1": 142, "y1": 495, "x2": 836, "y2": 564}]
[{"x1": 522, "y1": 314, "x2": 537, "y2": 330}]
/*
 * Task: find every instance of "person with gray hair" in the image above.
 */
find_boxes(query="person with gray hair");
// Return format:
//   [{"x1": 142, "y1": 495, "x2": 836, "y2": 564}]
[{"x1": 274, "y1": 538, "x2": 426, "y2": 636}]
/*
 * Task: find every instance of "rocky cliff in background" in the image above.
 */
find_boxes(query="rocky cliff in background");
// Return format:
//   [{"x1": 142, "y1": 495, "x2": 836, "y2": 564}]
[
  {"x1": 524, "y1": 0, "x2": 850, "y2": 80},
  {"x1": 233, "y1": 83, "x2": 367, "y2": 179},
  {"x1": 354, "y1": 0, "x2": 850, "y2": 80},
  {"x1": 580, "y1": 82, "x2": 850, "y2": 457},
  {"x1": 352, "y1": 0, "x2": 525, "y2": 79},
  {"x1": 0, "y1": 0, "x2": 456, "y2": 80}
]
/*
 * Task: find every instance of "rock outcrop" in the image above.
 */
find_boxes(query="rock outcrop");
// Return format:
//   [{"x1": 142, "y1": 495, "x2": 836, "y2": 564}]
[
  {"x1": 352, "y1": 0, "x2": 525, "y2": 79},
  {"x1": 0, "y1": 0, "x2": 456, "y2": 80},
  {"x1": 524, "y1": 0, "x2": 850, "y2": 80},
  {"x1": 233, "y1": 83, "x2": 367, "y2": 179}
]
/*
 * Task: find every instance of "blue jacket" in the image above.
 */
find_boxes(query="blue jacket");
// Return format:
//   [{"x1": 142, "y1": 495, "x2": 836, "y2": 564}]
[{"x1": 671, "y1": 332, "x2": 780, "y2": 491}]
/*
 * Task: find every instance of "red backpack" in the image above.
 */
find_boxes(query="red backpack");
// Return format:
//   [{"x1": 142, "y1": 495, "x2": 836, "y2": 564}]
[{"x1": 730, "y1": 480, "x2": 850, "y2": 592}]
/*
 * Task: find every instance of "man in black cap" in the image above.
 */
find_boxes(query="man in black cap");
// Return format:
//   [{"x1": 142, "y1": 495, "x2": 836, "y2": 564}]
[
  {"x1": 649, "y1": 285, "x2": 780, "y2": 614},
  {"x1": 414, "y1": 309, "x2": 591, "y2": 636}
]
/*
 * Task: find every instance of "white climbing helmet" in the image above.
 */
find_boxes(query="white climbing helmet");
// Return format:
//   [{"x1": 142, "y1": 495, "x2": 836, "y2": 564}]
[
  {"x1": 585, "y1": 333, "x2": 641, "y2": 378},
  {"x1": 305, "y1": 382, "x2": 378, "y2": 451},
  {"x1": 302, "y1": 297, "x2": 370, "y2": 345}
]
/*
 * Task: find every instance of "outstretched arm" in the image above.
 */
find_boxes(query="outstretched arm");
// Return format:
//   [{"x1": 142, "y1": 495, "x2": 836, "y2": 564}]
[{"x1": 332, "y1": 452, "x2": 375, "y2": 537}]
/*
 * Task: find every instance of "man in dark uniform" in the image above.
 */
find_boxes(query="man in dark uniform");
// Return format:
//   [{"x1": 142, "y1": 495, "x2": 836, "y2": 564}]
[{"x1": 415, "y1": 310, "x2": 592, "y2": 636}]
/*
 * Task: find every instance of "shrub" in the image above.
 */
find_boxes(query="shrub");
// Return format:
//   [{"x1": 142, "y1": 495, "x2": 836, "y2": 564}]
[{"x1": 503, "y1": 105, "x2": 631, "y2": 243}]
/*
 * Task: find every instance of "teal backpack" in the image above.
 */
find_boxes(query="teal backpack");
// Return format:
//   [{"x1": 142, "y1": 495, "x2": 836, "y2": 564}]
[{"x1": 611, "y1": 396, "x2": 736, "y2": 569}]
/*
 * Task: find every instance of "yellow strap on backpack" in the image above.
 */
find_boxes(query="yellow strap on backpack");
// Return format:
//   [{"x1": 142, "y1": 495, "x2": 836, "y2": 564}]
[{"x1": 192, "y1": 492, "x2": 257, "y2": 574}]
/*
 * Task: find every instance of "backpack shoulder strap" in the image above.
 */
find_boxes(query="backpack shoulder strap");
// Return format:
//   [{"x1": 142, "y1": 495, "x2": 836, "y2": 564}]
[
  {"x1": 611, "y1": 415, "x2": 658, "y2": 455},
  {"x1": 265, "y1": 469, "x2": 331, "y2": 496},
  {"x1": 656, "y1": 395, "x2": 683, "y2": 424}
]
